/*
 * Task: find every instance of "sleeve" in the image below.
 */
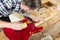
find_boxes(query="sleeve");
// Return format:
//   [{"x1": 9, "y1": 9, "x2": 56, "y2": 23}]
[
  {"x1": 12, "y1": 0, "x2": 21, "y2": 13},
  {"x1": 0, "y1": 0, "x2": 13, "y2": 17}
]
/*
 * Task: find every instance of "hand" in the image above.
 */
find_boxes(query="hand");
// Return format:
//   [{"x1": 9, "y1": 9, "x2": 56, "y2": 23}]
[
  {"x1": 29, "y1": 15, "x2": 44, "y2": 22},
  {"x1": 7, "y1": 22, "x2": 27, "y2": 30}
]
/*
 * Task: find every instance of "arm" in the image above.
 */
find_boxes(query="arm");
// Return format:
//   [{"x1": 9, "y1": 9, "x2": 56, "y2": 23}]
[
  {"x1": 0, "y1": 20, "x2": 10, "y2": 28},
  {"x1": 0, "y1": 20, "x2": 27, "y2": 30}
]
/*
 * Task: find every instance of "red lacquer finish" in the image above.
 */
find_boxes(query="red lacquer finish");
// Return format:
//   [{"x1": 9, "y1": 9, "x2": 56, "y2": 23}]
[{"x1": 3, "y1": 19, "x2": 43, "y2": 40}]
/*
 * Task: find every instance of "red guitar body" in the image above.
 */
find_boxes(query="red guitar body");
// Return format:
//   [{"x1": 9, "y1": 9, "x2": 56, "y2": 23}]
[{"x1": 3, "y1": 19, "x2": 43, "y2": 40}]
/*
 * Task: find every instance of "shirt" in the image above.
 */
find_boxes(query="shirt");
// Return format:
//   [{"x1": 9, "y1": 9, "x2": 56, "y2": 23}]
[{"x1": 0, "y1": 0, "x2": 21, "y2": 17}]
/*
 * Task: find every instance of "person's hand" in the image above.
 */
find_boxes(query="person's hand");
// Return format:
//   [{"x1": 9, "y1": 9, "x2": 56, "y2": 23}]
[
  {"x1": 7, "y1": 22, "x2": 27, "y2": 30},
  {"x1": 29, "y1": 15, "x2": 44, "y2": 22}
]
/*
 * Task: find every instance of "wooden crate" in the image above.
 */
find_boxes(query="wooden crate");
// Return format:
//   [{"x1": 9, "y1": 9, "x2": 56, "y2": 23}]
[{"x1": 47, "y1": 10, "x2": 60, "y2": 26}]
